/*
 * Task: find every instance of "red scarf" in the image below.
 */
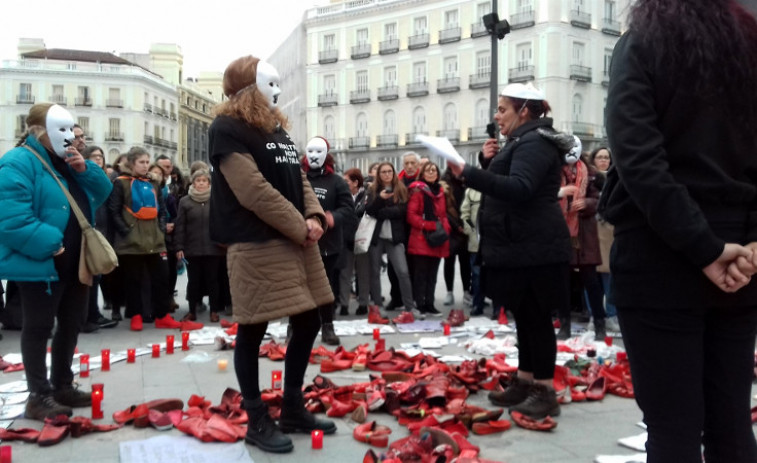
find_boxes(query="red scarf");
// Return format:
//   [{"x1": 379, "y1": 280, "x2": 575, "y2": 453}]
[{"x1": 560, "y1": 160, "x2": 588, "y2": 238}]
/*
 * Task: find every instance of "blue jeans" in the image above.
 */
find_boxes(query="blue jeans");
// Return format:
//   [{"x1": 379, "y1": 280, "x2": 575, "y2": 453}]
[
  {"x1": 469, "y1": 254, "x2": 484, "y2": 312},
  {"x1": 599, "y1": 272, "x2": 617, "y2": 317}
]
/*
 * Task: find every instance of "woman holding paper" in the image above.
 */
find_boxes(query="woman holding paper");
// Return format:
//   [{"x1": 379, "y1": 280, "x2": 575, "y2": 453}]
[{"x1": 448, "y1": 83, "x2": 573, "y2": 422}]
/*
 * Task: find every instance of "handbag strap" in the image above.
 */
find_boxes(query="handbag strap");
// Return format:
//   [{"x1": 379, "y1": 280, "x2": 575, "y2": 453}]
[{"x1": 23, "y1": 144, "x2": 92, "y2": 232}]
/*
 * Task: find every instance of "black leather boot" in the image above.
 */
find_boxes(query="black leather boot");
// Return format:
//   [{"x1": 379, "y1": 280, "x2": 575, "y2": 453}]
[
  {"x1": 279, "y1": 389, "x2": 336, "y2": 435},
  {"x1": 320, "y1": 322, "x2": 340, "y2": 346},
  {"x1": 556, "y1": 317, "x2": 571, "y2": 340},
  {"x1": 245, "y1": 398, "x2": 293, "y2": 453}
]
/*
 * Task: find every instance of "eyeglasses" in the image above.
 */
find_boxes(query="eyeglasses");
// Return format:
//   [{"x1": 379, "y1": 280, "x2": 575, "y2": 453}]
[
  {"x1": 595, "y1": 155, "x2": 610, "y2": 160},
  {"x1": 379, "y1": 170, "x2": 394, "y2": 174},
  {"x1": 74, "y1": 135, "x2": 86, "y2": 140}
]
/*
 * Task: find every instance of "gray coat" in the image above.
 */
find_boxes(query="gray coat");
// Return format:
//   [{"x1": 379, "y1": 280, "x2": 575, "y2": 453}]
[{"x1": 173, "y1": 193, "x2": 224, "y2": 257}]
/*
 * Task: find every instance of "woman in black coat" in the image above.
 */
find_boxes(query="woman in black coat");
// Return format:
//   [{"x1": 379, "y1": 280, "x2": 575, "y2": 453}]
[
  {"x1": 448, "y1": 83, "x2": 573, "y2": 421},
  {"x1": 603, "y1": 1, "x2": 757, "y2": 461}
]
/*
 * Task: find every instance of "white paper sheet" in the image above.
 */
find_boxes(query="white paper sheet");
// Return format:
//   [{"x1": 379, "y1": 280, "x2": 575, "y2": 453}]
[
  {"x1": 120, "y1": 435, "x2": 254, "y2": 463},
  {"x1": 593, "y1": 453, "x2": 646, "y2": 463},
  {"x1": 416, "y1": 135, "x2": 466, "y2": 165},
  {"x1": 618, "y1": 432, "x2": 647, "y2": 452}
]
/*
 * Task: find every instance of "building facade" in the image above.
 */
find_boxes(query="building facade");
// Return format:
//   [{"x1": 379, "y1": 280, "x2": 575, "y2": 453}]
[
  {"x1": 0, "y1": 39, "x2": 180, "y2": 164},
  {"x1": 270, "y1": 0, "x2": 630, "y2": 172}
]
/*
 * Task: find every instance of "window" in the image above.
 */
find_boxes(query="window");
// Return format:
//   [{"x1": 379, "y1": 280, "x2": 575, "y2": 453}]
[
  {"x1": 154, "y1": 125, "x2": 160, "y2": 139},
  {"x1": 443, "y1": 56, "x2": 458, "y2": 78},
  {"x1": 324, "y1": 116, "x2": 336, "y2": 141},
  {"x1": 384, "y1": 23, "x2": 397, "y2": 40},
  {"x1": 572, "y1": 42, "x2": 585, "y2": 65},
  {"x1": 412, "y1": 106, "x2": 426, "y2": 133},
  {"x1": 517, "y1": 43, "x2": 533, "y2": 68},
  {"x1": 384, "y1": 66, "x2": 397, "y2": 85},
  {"x1": 604, "y1": 49, "x2": 613, "y2": 74},
  {"x1": 19, "y1": 83, "x2": 31, "y2": 99},
  {"x1": 572, "y1": 94, "x2": 583, "y2": 121},
  {"x1": 475, "y1": 99, "x2": 489, "y2": 127},
  {"x1": 324, "y1": 33, "x2": 336, "y2": 50},
  {"x1": 574, "y1": 0, "x2": 585, "y2": 12},
  {"x1": 413, "y1": 62, "x2": 427, "y2": 83},
  {"x1": 477, "y1": 2, "x2": 490, "y2": 18},
  {"x1": 518, "y1": 0, "x2": 533, "y2": 12},
  {"x1": 78, "y1": 86, "x2": 89, "y2": 99},
  {"x1": 356, "y1": 112, "x2": 368, "y2": 137},
  {"x1": 109, "y1": 118, "x2": 120, "y2": 137},
  {"x1": 144, "y1": 121, "x2": 149, "y2": 135},
  {"x1": 383, "y1": 110, "x2": 396, "y2": 135},
  {"x1": 77, "y1": 117, "x2": 89, "y2": 133},
  {"x1": 413, "y1": 17, "x2": 427, "y2": 34},
  {"x1": 170, "y1": 103, "x2": 175, "y2": 114},
  {"x1": 444, "y1": 10, "x2": 458, "y2": 27},
  {"x1": 475, "y1": 51, "x2": 490, "y2": 76},
  {"x1": 605, "y1": 0, "x2": 616, "y2": 19},
  {"x1": 356, "y1": 28, "x2": 369, "y2": 45},
  {"x1": 324, "y1": 74, "x2": 336, "y2": 93},
  {"x1": 109, "y1": 88, "x2": 120, "y2": 100},
  {"x1": 52, "y1": 85, "x2": 63, "y2": 97},
  {"x1": 443, "y1": 103, "x2": 457, "y2": 130},
  {"x1": 170, "y1": 129, "x2": 174, "y2": 142},
  {"x1": 356, "y1": 71, "x2": 368, "y2": 92},
  {"x1": 17, "y1": 115, "x2": 26, "y2": 132}
]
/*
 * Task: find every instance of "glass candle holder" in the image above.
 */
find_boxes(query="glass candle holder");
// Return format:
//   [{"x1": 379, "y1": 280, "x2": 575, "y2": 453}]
[
  {"x1": 166, "y1": 335, "x2": 175, "y2": 354},
  {"x1": 127, "y1": 349, "x2": 136, "y2": 363},
  {"x1": 101, "y1": 349, "x2": 110, "y2": 372},
  {"x1": 79, "y1": 354, "x2": 90, "y2": 378},
  {"x1": 181, "y1": 331, "x2": 190, "y2": 351},
  {"x1": 152, "y1": 344, "x2": 160, "y2": 358},
  {"x1": 91, "y1": 383, "x2": 104, "y2": 420}
]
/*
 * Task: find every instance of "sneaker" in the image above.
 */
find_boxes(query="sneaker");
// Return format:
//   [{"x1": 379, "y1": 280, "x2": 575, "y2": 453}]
[
  {"x1": 605, "y1": 316, "x2": 621, "y2": 333},
  {"x1": 54, "y1": 385, "x2": 92, "y2": 407},
  {"x1": 508, "y1": 384, "x2": 561, "y2": 420},
  {"x1": 339, "y1": 305, "x2": 349, "y2": 316},
  {"x1": 488, "y1": 376, "x2": 532, "y2": 407},
  {"x1": 25, "y1": 393, "x2": 72, "y2": 421},
  {"x1": 155, "y1": 314, "x2": 182, "y2": 329},
  {"x1": 355, "y1": 305, "x2": 368, "y2": 315},
  {"x1": 81, "y1": 322, "x2": 100, "y2": 333},
  {"x1": 463, "y1": 291, "x2": 473, "y2": 306},
  {"x1": 443, "y1": 292, "x2": 454, "y2": 306},
  {"x1": 423, "y1": 305, "x2": 443, "y2": 317},
  {"x1": 96, "y1": 315, "x2": 118, "y2": 329},
  {"x1": 410, "y1": 307, "x2": 425, "y2": 320},
  {"x1": 392, "y1": 311, "x2": 415, "y2": 324},
  {"x1": 111, "y1": 308, "x2": 123, "y2": 321},
  {"x1": 130, "y1": 314, "x2": 143, "y2": 331}
]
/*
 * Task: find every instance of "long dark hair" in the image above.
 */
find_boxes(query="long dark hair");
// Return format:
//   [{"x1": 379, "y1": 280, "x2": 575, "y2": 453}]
[{"x1": 629, "y1": 0, "x2": 757, "y2": 125}]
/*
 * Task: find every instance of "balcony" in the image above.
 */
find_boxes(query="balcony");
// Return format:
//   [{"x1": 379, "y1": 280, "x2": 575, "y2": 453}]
[
  {"x1": 508, "y1": 65, "x2": 535, "y2": 83},
  {"x1": 510, "y1": 10, "x2": 536, "y2": 29},
  {"x1": 144, "y1": 103, "x2": 153, "y2": 113},
  {"x1": 376, "y1": 134, "x2": 398, "y2": 148},
  {"x1": 154, "y1": 137, "x2": 168, "y2": 148},
  {"x1": 602, "y1": 18, "x2": 621, "y2": 36},
  {"x1": 318, "y1": 93, "x2": 339, "y2": 107},
  {"x1": 155, "y1": 107, "x2": 168, "y2": 117},
  {"x1": 571, "y1": 122, "x2": 595, "y2": 137},
  {"x1": 569, "y1": 65, "x2": 592, "y2": 82},
  {"x1": 405, "y1": 132, "x2": 428, "y2": 145},
  {"x1": 437, "y1": 77, "x2": 461, "y2": 94},
  {"x1": 468, "y1": 126, "x2": 490, "y2": 141},
  {"x1": 439, "y1": 26, "x2": 461, "y2": 44},
  {"x1": 377, "y1": 85, "x2": 399, "y2": 101},
  {"x1": 349, "y1": 137, "x2": 370, "y2": 149},
  {"x1": 601, "y1": 71, "x2": 610, "y2": 87},
  {"x1": 16, "y1": 94, "x2": 35, "y2": 104},
  {"x1": 349, "y1": 89, "x2": 371, "y2": 104},
  {"x1": 379, "y1": 38, "x2": 399, "y2": 55},
  {"x1": 143, "y1": 135, "x2": 154, "y2": 145},
  {"x1": 469, "y1": 72, "x2": 491, "y2": 89},
  {"x1": 105, "y1": 132, "x2": 124, "y2": 142},
  {"x1": 170, "y1": 113, "x2": 177, "y2": 121},
  {"x1": 106, "y1": 99, "x2": 123, "y2": 108},
  {"x1": 408, "y1": 33, "x2": 429, "y2": 49},
  {"x1": 351, "y1": 43, "x2": 371, "y2": 60},
  {"x1": 570, "y1": 10, "x2": 592, "y2": 28},
  {"x1": 471, "y1": 22, "x2": 488, "y2": 38},
  {"x1": 169, "y1": 141, "x2": 178, "y2": 150},
  {"x1": 51, "y1": 94, "x2": 67, "y2": 105},
  {"x1": 407, "y1": 81, "x2": 429, "y2": 97},
  {"x1": 436, "y1": 129, "x2": 460, "y2": 142},
  {"x1": 319, "y1": 49, "x2": 338, "y2": 64}
]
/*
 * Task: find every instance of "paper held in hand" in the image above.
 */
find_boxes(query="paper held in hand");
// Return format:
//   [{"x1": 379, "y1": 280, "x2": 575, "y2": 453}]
[{"x1": 416, "y1": 134, "x2": 466, "y2": 166}]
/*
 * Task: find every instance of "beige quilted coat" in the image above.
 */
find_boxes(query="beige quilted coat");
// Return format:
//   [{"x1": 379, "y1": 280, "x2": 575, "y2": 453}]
[{"x1": 220, "y1": 153, "x2": 333, "y2": 324}]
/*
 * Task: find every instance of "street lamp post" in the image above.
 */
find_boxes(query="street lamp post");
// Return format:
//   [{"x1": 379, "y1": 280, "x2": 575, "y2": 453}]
[{"x1": 483, "y1": 2, "x2": 511, "y2": 137}]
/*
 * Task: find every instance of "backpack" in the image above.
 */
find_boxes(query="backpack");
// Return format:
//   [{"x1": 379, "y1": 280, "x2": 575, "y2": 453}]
[{"x1": 119, "y1": 176, "x2": 158, "y2": 220}]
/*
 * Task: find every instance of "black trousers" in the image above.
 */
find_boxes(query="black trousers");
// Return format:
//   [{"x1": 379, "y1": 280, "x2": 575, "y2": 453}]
[
  {"x1": 488, "y1": 264, "x2": 568, "y2": 379},
  {"x1": 618, "y1": 306, "x2": 757, "y2": 463},
  {"x1": 318, "y1": 253, "x2": 340, "y2": 324},
  {"x1": 86, "y1": 275, "x2": 102, "y2": 323},
  {"x1": 234, "y1": 308, "x2": 321, "y2": 401},
  {"x1": 444, "y1": 247, "x2": 471, "y2": 293},
  {"x1": 18, "y1": 279, "x2": 89, "y2": 394},
  {"x1": 119, "y1": 253, "x2": 170, "y2": 320},
  {"x1": 410, "y1": 254, "x2": 441, "y2": 310},
  {"x1": 186, "y1": 256, "x2": 223, "y2": 314}
]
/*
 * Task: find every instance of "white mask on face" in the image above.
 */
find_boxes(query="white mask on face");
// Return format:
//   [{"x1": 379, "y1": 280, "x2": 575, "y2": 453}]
[
  {"x1": 565, "y1": 135, "x2": 582, "y2": 165},
  {"x1": 306, "y1": 137, "x2": 328, "y2": 169},
  {"x1": 46, "y1": 104, "x2": 75, "y2": 158},
  {"x1": 255, "y1": 61, "x2": 281, "y2": 109}
]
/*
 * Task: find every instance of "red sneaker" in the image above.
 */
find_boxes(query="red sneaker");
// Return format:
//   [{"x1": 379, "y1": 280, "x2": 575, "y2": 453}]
[
  {"x1": 498, "y1": 307, "x2": 509, "y2": 325},
  {"x1": 180, "y1": 320, "x2": 204, "y2": 331},
  {"x1": 392, "y1": 311, "x2": 415, "y2": 324},
  {"x1": 130, "y1": 315, "x2": 143, "y2": 331},
  {"x1": 155, "y1": 314, "x2": 182, "y2": 329}
]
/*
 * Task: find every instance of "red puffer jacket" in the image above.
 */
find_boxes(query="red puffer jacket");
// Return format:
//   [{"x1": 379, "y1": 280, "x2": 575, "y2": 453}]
[{"x1": 406, "y1": 181, "x2": 450, "y2": 258}]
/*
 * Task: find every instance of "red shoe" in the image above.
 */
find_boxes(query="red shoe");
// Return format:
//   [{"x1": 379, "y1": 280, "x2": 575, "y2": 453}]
[
  {"x1": 320, "y1": 358, "x2": 353, "y2": 373},
  {"x1": 149, "y1": 409, "x2": 174, "y2": 431},
  {"x1": 497, "y1": 307, "x2": 508, "y2": 325},
  {"x1": 155, "y1": 314, "x2": 182, "y2": 329},
  {"x1": 0, "y1": 427, "x2": 41, "y2": 442},
  {"x1": 130, "y1": 314, "x2": 143, "y2": 331},
  {"x1": 446, "y1": 309, "x2": 466, "y2": 327},
  {"x1": 510, "y1": 410, "x2": 557, "y2": 431},
  {"x1": 585, "y1": 376, "x2": 607, "y2": 401},
  {"x1": 367, "y1": 305, "x2": 389, "y2": 324},
  {"x1": 353, "y1": 421, "x2": 392, "y2": 447},
  {"x1": 472, "y1": 419, "x2": 512, "y2": 435},
  {"x1": 181, "y1": 320, "x2": 204, "y2": 331},
  {"x1": 353, "y1": 353, "x2": 368, "y2": 371},
  {"x1": 38, "y1": 420, "x2": 70, "y2": 446},
  {"x1": 392, "y1": 311, "x2": 415, "y2": 324}
]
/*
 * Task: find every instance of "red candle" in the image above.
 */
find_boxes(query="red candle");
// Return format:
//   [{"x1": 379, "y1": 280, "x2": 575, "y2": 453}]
[
  {"x1": 181, "y1": 331, "x2": 190, "y2": 351},
  {"x1": 127, "y1": 349, "x2": 136, "y2": 363},
  {"x1": 166, "y1": 335, "x2": 175, "y2": 354},
  {"x1": 0, "y1": 445, "x2": 11, "y2": 463},
  {"x1": 272, "y1": 370, "x2": 282, "y2": 391},
  {"x1": 443, "y1": 323, "x2": 451, "y2": 336},
  {"x1": 375, "y1": 338, "x2": 385, "y2": 351},
  {"x1": 101, "y1": 349, "x2": 110, "y2": 372},
  {"x1": 604, "y1": 336, "x2": 613, "y2": 347},
  {"x1": 91, "y1": 383, "x2": 104, "y2": 419},
  {"x1": 311, "y1": 429, "x2": 323, "y2": 449},
  {"x1": 372, "y1": 328, "x2": 380, "y2": 340},
  {"x1": 152, "y1": 344, "x2": 160, "y2": 358},
  {"x1": 79, "y1": 354, "x2": 90, "y2": 378},
  {"x1": 616, "y1": 351, "x2": 627, "y2": 363}
]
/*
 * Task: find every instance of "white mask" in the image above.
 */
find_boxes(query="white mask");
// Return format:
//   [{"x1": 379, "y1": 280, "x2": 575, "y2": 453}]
[
  {"x1": 255, "y1": 61, "x2": 281, "y2": 109},
  {"x1": 306, "y1": 137, "x2": 328, "y2": 169},
  {"x1": 565, "y1": 135, "x2": 582, "y2": 165},
  {"x1": 45, "y1": 104, "x2": 75, "y2": 158}
]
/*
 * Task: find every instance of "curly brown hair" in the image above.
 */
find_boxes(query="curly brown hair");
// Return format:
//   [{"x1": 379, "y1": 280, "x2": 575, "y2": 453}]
[{"x1": 213, "y1": 55, "x2": 289, "y2": 133}]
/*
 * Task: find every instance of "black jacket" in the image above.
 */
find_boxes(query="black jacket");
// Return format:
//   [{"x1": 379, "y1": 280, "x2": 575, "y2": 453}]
[
  {"x1": 174, "y1": 194, "x2": 224, "y2": 257},
  {"x1": 461, "y1": 118, "x2": 572, "y2": 269},
  {"x1": 344, "y1": 189, "x2": 366, "y2": 249},
  {"x1": 365, "y1": 192, "x2": 408, "y2": 246},
  {"x1": 305, "y1": 168, "x2": 355, "y2": 257},
  {"x1": 603, "y1": 30, "x2": 757, "y2": 308}
]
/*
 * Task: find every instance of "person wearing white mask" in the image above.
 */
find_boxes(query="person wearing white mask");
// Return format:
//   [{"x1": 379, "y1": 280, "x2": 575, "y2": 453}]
[
  {"x1": 447, "y1": 83, "x2": 573, "y2": 422},
  {"x1": 0, "y1": 103, "x2": 112, "y2": 420},
  {"x1": 208, "y1": 56, "x2": 336, "y2": 454}
]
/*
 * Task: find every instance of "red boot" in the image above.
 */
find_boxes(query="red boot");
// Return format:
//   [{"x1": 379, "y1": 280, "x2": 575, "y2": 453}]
[{"x1": 367, "y1": 305, "x2": 389, "y2": 325}]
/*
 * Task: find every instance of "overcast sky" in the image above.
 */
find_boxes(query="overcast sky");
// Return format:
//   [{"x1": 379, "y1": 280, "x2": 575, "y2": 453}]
[{"x1": 0, "y1": 0, "x2": 324, "y2": 77}]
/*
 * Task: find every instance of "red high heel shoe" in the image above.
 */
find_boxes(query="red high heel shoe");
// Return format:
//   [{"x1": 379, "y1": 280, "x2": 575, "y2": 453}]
[
  {"x1": 510, "y1": 410, "x2": 558, "y2": 431},
  {"x1": 353, "y1": 421, "x2": 392, "y2": 447},
  {"x1": 472, "y1": 419, "x2": 512, "y2": 435}
]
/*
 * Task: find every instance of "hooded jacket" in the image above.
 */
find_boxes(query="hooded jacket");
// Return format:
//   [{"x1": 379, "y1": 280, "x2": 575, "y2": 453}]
[
  {"x1": 461, "y1": 118, "x2": 573, "y2": 269},
  {"x1": 0, "y1": 135, "x2": 112, "y2": 282}
]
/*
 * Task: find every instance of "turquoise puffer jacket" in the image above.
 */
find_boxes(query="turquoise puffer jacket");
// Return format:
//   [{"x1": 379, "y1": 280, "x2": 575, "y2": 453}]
[{"x1": 0, "y1": 135, "x2": 113, "y2": 282}]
